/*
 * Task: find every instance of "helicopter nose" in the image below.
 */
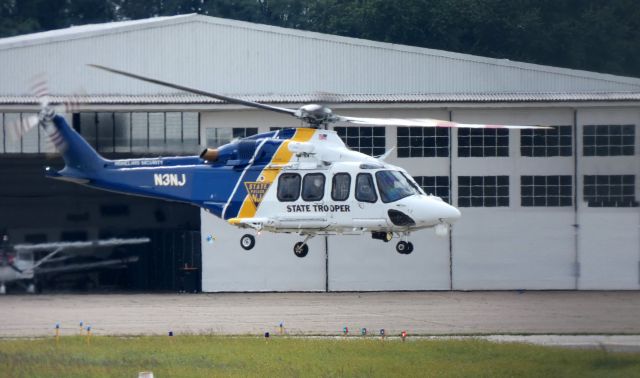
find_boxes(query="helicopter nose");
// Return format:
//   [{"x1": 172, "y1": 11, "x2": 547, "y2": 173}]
[
  {"x1": 425, "y1": 198, "x2": 460, "y2": 223},
  {"x1": 407, "y1": 196, "x2": 461, "y2": 225},
  {"x1": 440, "y1": 202, "x2": 461, "y2": 223}
]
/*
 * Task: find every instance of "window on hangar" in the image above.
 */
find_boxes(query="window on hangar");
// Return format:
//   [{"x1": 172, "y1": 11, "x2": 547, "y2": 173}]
[
  {"x1": 583, "y1": 125, "x2": 635, "y2": 156},
  {"x1": 458, "y1": 128, "x2": 509, "y2": 157},
  {"x1": 583, "y1": 175, "x2": 638, "y2": 207},
  {"x1": 397, "y1": 127, "x2": 449, "y2": 158},
  {"x1": 458, "y1": 176, "x2": 510, "y2": 207},
  {"x1": 521, "y1": 126, "x2": 572, "y2": 157},
  {"x1": 521, "y1": 175, "x2": 573, "y2": 207}
]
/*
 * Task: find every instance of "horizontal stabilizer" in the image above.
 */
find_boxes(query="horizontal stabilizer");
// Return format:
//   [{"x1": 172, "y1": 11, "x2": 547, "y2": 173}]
[{"x1": 44, "y1": 168, "x2": 90, "y2": 184}]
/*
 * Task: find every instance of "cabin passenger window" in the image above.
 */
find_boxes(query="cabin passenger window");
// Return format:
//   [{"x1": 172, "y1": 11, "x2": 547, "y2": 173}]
[
  {"x1": 356, "y1": 173, "x2": 377, "y2": 203},
  {"x1": 277, "y1": 173, "x2": 301, "y2": 202},
  {"x1": 332, "y1": 173, "x2": 351, "y2": 201},
  {"x1": 302, "y1": 173, "x2": 325, "y2": 201}
]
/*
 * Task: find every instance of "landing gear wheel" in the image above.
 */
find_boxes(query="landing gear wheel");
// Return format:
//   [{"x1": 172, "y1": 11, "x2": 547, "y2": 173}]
[
  {"x1": 293, "y1": 242, "x2": 309, "y2": 258},
  {"x1": 396, "y1": 241, "x2": 408, "y2": 254},
  {"x1": 406, "y1": 242, "x2": 414, "y2": 254},
  {"x1": 240, "y1": 234, "x2": 256, "y2": 250}
]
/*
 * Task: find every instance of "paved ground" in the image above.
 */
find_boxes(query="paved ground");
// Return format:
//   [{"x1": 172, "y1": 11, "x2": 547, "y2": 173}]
[{"x1": 1, "y1": 292, "x2": 639, "y2": 340}]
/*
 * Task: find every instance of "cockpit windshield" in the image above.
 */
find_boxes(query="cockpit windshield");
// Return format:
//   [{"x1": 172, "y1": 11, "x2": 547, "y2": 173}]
[{"x1": 375, "y1": 170, "x2": 419, "y2": 203}]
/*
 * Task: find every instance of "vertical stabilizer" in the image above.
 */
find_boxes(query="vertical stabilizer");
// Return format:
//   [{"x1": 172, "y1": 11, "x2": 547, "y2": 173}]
[{"x1": 48, "y1": 115, "x2": 108, "y2": 174}]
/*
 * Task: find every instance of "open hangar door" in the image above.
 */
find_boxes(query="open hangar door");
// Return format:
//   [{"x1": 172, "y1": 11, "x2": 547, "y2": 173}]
[{"x1": 0, "y1": 155, "x2": 201, "y2": 293}]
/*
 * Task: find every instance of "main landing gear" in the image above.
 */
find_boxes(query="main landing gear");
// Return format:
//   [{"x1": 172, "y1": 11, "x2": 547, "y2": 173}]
[
  {"x1": 293, "y1": 234, "x2": 314, "y2": 258},
  {"x1": 396, "y1": 241, "x2": 414, "y2": 255},
  {"x1": 374, "y1": 231, "x2": 414, "y2": 255},
  {"x1": 239, "y1": 233, "x2": 314, "y2": 258},
  {"x1": 240, "y1": 234, "x2": 256, "y2": 250}
]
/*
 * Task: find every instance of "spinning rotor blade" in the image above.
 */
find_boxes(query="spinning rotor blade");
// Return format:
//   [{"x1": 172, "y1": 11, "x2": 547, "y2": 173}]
[
  {"x1": 31, "y1": 73, "x2": 51, "y2": 108},
  {"x1": 338, "y1": 116, "x2": 551, "y2": 129},
  {"x1": 88, "y1": 64, "x2": 551, "y2": 129},
  {"x1": 6, "y1": 115, "x2": 40, "y2": 141},
  {"x1": 88, "y1": 64, "x2": 297, "y2": 117},
  {"x1": 9, "y1": 75, "x2": 83, "y2": 152}
]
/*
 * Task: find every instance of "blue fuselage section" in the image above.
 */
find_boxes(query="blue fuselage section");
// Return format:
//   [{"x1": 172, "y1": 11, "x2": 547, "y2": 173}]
[{"x1": 46, "y1": 114, "x2": 298, "y2": 219}]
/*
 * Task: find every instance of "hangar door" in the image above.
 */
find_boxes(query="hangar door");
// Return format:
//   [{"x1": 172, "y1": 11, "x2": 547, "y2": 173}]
[{"x1": 201, "y1": 211, "x2": 450, "y2": 292}]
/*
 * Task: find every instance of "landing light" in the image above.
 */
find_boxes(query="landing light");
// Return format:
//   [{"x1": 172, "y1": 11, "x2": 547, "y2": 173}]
[{"x1": 435, "y1": 224, "x2": 449, "y2": 237}]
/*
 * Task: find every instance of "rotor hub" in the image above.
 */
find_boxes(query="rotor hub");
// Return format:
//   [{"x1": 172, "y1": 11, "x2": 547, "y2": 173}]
[
  {"x1": 38, "y1": 107, "x2": 55, "y2": 124},
  {"x1": 295, "y1": 104, "x2": 336, "y2": 126}
]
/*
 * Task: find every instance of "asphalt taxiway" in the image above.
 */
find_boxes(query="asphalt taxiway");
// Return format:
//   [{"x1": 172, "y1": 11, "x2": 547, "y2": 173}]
[{"x1": 1, "y1": 292, "x2": 639, "y2": 340}]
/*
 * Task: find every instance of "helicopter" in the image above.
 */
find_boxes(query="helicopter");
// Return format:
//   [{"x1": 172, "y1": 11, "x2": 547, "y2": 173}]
[{"x1": 16, "y1": 65, "x2": 549, "y2": 258}]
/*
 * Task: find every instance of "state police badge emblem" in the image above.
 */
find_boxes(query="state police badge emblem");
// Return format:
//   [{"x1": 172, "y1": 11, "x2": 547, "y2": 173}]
[{"x1": 244, "y1": 181, "x2": 271, "y2": 208}]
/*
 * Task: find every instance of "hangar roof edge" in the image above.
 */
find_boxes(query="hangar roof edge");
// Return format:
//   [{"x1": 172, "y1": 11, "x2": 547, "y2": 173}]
[
  {"x1": 0, "y1": 13, "x2": 639, "y2": 87},
  {"x1": 2, "y1": 92, "x2": 640, "y2": 105}
]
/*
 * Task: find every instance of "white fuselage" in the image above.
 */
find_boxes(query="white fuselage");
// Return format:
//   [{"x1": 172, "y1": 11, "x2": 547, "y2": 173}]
[
  {"x1": 246, "y1": 161, "x2": 460, "y2": 235},
  {"x1": 229, "y1": 128, "x2": 461, "y2": 236}
]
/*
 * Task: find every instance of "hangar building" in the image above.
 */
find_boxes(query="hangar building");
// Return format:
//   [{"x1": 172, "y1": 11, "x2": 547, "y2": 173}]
[{"x1": 0, "y1": 14, "x2": 638, "y2": 292}]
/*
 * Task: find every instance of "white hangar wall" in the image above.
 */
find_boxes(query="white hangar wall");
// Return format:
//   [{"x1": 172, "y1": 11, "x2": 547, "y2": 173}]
[
  {"x1": 200, "y1": 104, "x2": 640, "y2": 292},
  {"x1": 450, "y1": 108, "x2": 577, "y2": 290},
  {"x1": 576, "y1": 108, "x2": 640, "y2": 290}
]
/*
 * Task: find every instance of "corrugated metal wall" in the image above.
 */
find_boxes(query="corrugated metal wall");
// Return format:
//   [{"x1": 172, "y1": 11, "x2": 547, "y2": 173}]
[{"x1": 1, "y1": 15, "x2": 640, "y2": 97}]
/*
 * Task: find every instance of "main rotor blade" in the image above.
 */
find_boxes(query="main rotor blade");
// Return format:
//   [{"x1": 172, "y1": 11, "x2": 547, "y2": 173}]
[
  {"x1": 88, "y1": 64, "x2": 297, "y2": 117},
  {"x1": 339, "y1": 116, "x2": 551, "y2": 129}
]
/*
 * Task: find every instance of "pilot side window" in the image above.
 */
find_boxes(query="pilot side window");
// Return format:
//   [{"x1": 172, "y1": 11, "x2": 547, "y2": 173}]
[
  {"x1": 355, "y1": 173, "x2": 377, "y2": 203},
  {"x1": 277, "y1": 173, "x2": 301, "y2": 202},
  {"x1": 332, "y1": 173, "x2": 351, "y2": 201},
  {"x1": 302, "y1": 173, "x2": 326, "y2": 201},
  {"x1": 376, "y1": 170, "x2": 418, "y2": 203}
]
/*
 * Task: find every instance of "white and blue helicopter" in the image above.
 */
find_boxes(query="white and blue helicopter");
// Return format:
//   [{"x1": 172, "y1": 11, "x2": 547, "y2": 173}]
[{"x1": 20, "y1": 65, "x2": 548, "y2": 258}]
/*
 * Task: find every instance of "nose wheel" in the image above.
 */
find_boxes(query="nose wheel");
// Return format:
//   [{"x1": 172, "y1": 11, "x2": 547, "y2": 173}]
[
  {"x1": 396, "y1": 241, "x2": 414, "y2": 255},
  {"x1": 240, "y1": 234, "x2": 256, "y2": 250}
]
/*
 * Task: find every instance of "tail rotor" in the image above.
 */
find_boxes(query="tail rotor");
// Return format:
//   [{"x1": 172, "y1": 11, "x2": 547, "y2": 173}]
[{"x1": 7, "y1": 74, "x2": 78, "y2": 152}]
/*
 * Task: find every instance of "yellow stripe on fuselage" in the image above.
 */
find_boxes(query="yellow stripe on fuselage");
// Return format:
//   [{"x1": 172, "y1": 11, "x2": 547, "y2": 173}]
[{"x1": 235, "y1": 128, "x2": 316, "y2": 219}]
